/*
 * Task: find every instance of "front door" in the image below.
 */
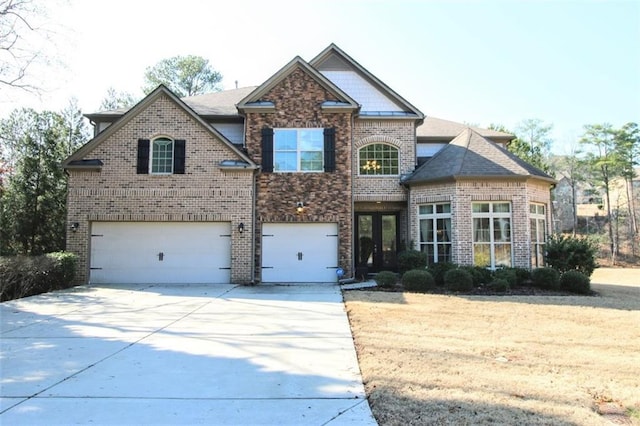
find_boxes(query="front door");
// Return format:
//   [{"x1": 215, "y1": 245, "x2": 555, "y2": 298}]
[{"x1": 355, "y1": 213, "x2": 398, "y2": 272}]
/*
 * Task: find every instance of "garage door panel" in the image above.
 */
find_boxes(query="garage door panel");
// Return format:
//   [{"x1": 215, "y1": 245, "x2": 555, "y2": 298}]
[
  {"x1": 262, "y1": 223, "x2": 338, "y2": 283},
  {"x1": 90, "y1": 222, "x2": 231, "y2": 284}
]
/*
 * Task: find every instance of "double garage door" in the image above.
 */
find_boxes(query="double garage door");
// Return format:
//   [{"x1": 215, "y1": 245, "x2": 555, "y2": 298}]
[
  {"x1": 90, "y1": 222, "x2": 231, "y2": 284},
  {"x1": 262, "y1": 223, "x2": 339, "y2": 283}
]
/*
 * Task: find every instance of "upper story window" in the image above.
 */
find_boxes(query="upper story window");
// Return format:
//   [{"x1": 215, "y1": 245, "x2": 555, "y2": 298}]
[
  {"x1": 136, "y1": 138, "x2": 186, "y2": 175},
  {"x1": 151, "y1": 137, "x2": 174, "y2": 174},
  {"x1": 261, "y1": 128, "x2": 335, "y2": 173},
  {"x1": 358, "y1": 144, "x2": 398, "y2": 175},
  {"x1": 274, "y1": 129, "x2": 323, "y2": 172}
]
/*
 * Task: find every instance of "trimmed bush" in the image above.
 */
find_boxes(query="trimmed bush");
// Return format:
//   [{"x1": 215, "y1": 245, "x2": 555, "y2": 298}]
[
  {"x1": 427, "y1": 262, "x2": 458, "y2": 287},
  {"x1": 493, "y1": 268, "x2": 517, "y2": 288},
  {"x1": 545, "y1": 234, "x2": 598, "y2": 277},
  {"x1": 0, "y1": 252, "x2": 77, "y2": 302},
  {"x1": 402, "y1": 269, "x2": 435, "y2": 292},
  {"x1": 513, "y1": 267, "x2": 532, "y2": 287},
  {"x1": 397, "y1": 250, "x2": 427, "y2": 275},
  {"x1": 531, "y1": 267, "x2": 560, "y2": 290},
  {"x1": 375, "y1": 271, "x2": 398, "y2": 288},
  {"x1": 489, "y1": 278, "x2": 510, "y2": 293},
  {"x1": 459, "y1": 265, "x2": 492, "y2": 286},
  {"x1": 560, "y1": 270, "x2": 591, "y2": 294},
  {"x1": 443, "y1": 268, "x2": 474, "y2": 292}
]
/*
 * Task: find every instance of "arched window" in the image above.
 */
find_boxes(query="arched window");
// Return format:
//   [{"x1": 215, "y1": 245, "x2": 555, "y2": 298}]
[
  {"x1": 358, "y1": 144, "x2": 399, "y2": 175},
  {"x1": 151, "y1": 137, "x2": 174, "y2": 174}
]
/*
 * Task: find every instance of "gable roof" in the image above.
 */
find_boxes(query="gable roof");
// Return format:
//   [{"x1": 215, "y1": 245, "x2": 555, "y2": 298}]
[
  {"x1": 405, "y1": 128, "x2": 554, "y2": 185},
  {"x1": 236, "y1": 55, "x2": 360, "y2": 112},
  {"x1": 64, "y1": 85, "x2": 257, "y2": 169},
  {"x1": 310, "y1": 43, "x2": 424, "y2": 120},
  {"x1": 417, "y1": 116, "x2": 513, "y2": 141}
]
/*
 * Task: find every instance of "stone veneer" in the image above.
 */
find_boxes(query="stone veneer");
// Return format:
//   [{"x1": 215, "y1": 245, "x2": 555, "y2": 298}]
[
  {"x1": 408, "y1": 178, "x2": 553, "y2": 268},
  {"x1": 66, "y1": 94, "x2": 255, "y2": 284},
  {"x1": 243, "y1": 68, "x2": 354, "y2": 280}
]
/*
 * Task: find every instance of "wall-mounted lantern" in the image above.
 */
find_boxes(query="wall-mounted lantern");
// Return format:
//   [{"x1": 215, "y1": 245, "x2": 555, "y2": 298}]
[
  {"x1": 296, "y1": 202, "x2": 305, "y2": 214},
  {"x1": 70, "y1": 222, "x2": 79, "y2": 232},
  {"x1": 238, "y1": 222, "x2": 244, "y2": 233}
]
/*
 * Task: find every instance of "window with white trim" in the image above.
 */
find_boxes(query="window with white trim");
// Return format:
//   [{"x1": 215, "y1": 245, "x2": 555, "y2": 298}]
[
  {"x1": 472, "y1": 202, "x2": 512, "y2": 268},
  {"x1": 274, "y1": 128, "x2": 324, "y2": 172},
  {"x1": 358, "y1": 143, "x2": 399, "y2": 175},
  {"x1": 418, "y1": 203, "x2": 452, "y2": 265},
  {"x1": 530, "y1": 203, "x2": 547, "y2": 268},
  {"x1": 151, "y1": 137, "x2": 174, "y2": 174}
]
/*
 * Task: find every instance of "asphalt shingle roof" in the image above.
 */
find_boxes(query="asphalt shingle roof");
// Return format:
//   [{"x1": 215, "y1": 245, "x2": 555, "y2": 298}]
[
  {"x1": 416, "y1": 116, "x2": 512, "y2": 140},
  {"x1": 405, "y1": 128, "x2": 554, "y2": 185}
]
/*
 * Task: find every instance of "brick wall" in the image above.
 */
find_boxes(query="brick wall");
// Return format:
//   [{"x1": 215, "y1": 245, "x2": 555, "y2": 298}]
[
  {"x1": 243, "y1": 68, "x2": 354, "y2": 279},
  {"x1": 409, "y1": 178, "x2": 553, "y2": 268},
  {"x1": 66, "y1": 94, "x2": 255, "y2": 284}
]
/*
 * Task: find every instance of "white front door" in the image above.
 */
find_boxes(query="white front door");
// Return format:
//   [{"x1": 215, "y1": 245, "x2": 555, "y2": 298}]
[
  {"x1": 261, "y1": 223, "x2": 339, "y2": 283},
  {"x1": 90, "y1": 222, "x2": 231, "y2": 284}
]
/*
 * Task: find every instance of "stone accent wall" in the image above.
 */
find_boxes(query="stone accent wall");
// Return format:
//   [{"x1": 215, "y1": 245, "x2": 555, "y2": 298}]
[
  {"x1": 66, "y1": 94, "x2": 254, "y2": 284},
  {"x1": 409, "y1": 178, "x2": 553, "y2": 268},
  {"x1": 353, "y1": 119, "x2": 415, "y2": 201},
  {"x1": 243, "y1": 68, "x2": 353, "y2": 279}
]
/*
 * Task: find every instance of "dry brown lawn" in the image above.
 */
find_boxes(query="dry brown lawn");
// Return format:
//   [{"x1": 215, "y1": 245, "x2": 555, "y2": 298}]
[{"x1": 344, "y1": 268, "x2": 640, "y2": 425}]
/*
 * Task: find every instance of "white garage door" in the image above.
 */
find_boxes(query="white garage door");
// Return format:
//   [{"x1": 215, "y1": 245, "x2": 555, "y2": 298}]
[
  {"x1": 90, "y1": 222, "x2": 231, "y2": 284},
  {"x1": 262, "y1": 223, "x2": 339, "y2": 283}
]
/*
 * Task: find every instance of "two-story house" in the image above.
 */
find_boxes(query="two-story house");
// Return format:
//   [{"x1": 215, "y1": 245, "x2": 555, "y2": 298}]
[{"x1": 63, "y1": 44, "x2": 554, "y2": 285}]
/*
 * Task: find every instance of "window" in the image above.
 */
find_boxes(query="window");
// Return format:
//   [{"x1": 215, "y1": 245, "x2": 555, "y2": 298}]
[
  {"x1": 472, "y1": 202, "x2": 512, "y2": 268},
  {"x1": 136, "y1": 138, "x2": 185, "y2": 175},
  {"x1": 359, "y1": 144, "x2": 399, "y2": 175},
  {"x1": 418, "y1": 203, "x2": 452, "y2": 265},
  {"x1": 151, "y1": 137, "x2": 174, "y2": 174},
  {"x1": 273, "y1": 129, "x2": 324, "y2": 172},
  {"x1": 530, "y1": 204, "x2": 547, "y2": 268}
]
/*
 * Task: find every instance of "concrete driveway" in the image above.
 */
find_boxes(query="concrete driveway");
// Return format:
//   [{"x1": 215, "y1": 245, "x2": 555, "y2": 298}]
[{"x1": 0, "y1": 283, "x2": 376, "y2": 425}]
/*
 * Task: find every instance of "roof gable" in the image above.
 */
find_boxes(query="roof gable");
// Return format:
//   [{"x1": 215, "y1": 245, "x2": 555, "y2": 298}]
[
  {"x1": 236, "y1": 56, "x2": 359, "y2": 111},
  {"x1": 310, "y1": 43, "x2": 424, "y2": 119},
  {"x1": 405, "y1": 128, "x2": 554, "y2": 185},
  {"x1": 64, "y1": 85, "x2": 256, "y2": 168}
]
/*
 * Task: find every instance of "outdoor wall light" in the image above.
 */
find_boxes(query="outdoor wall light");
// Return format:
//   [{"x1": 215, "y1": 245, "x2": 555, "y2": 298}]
[
  {"x1": 296, "y1": 202, "x2": 305, "y2": 214},
  {"x1": 70, "y1": 222, "x2": 79, "y2": 232},
  {"x1": 238, "y1": 222, "x2": 244, "y2": 233}
]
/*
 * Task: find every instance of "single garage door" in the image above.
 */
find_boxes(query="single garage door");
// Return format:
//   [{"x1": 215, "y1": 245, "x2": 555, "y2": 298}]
[
  {"x1": 90, "y1": 222, "x2": 231, "y2": 284},
  {"x1": 262, "y1": 223, "x2": 339, "y2": 283}
]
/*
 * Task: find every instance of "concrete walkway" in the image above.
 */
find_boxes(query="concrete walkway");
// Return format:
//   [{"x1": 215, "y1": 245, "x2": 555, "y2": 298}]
[{"x1": 0, "y1": 283, "x2": 377, "y2": 425}]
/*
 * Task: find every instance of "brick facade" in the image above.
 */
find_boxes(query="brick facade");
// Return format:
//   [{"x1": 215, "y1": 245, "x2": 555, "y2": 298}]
[
  {"x1": 409, "y1": 178, "x2": 553, "y2": 268},
  {"x1": 243, "y1": 68, "x2": 354, "y2": 280},
  {"x1": 66, "y1": 94, "x2": 254, "y2": 284}
]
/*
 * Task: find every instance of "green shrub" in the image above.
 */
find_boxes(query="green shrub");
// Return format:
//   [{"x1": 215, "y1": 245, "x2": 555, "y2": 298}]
[
  {"x1": 427, "y1": 262, "x2": 458, "y2": 287},
  {"x1": 560, "y1": 270, "x2": 591, "y2": 294},
  {"x1": 444, "y1": 268, "x2": 474, "y2": 292},
  {"x1": 489, "y1": 278, "x2": 510, "y2": 293},
  {"x1": 459, "y1": 265, "x2": 492, "y2": 286},
  {"x1": 375, "y1": 271, "x2": 398, "y2": 288},
  {"x1": 545, "y1": 234, "x2": 598, "y2": 277},
  {"x1": 0, "y1": 252, "x2": 77, "y2": 302},
  {"x1": 513, "y1": 267, "x2": 532, "y2": 287},
  {"x1": 402, "y1": 269, "x2": 435, "y2": 292},
  {"x1": 493, "y1": 268, "x2": 517, "y2": 288},
  {"x1": 531, "y1": 267, "x2": 560, "y2": 290},
  {"x1": 397, "y1": 250, "x2": 427, "y2": 275}
]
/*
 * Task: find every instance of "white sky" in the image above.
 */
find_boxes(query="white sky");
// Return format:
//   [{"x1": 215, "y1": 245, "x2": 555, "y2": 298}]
[{"x1": 2, "y1": 0, "x2": 639, "y2": 154}]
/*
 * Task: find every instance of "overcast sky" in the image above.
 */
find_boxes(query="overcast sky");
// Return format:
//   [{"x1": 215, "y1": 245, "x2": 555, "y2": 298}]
[{"x1": 2, "y1": 0, "x2": 638, "y2": 153}]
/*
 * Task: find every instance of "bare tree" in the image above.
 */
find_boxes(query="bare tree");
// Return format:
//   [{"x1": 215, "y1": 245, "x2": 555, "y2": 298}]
[{"x1": 0, "y1": 0, "x2": 56, "y2": 93}]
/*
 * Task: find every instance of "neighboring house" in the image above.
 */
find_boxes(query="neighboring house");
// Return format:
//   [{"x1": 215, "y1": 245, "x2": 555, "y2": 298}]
[{"x1": 63, "y1": 44, "x2": 555, "y2": 285}]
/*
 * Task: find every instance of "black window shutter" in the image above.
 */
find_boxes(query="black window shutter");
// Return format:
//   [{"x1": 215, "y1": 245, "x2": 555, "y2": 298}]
[
  {"x1": 324, "y1": 128, "x2": 336, "y2": 172},
  {"x1": 137, "y1": 139, "x2": 150, "y2": 174},
  {"x1": 173, "y1": 139, "x2": 186, "y2": 174},
  {"x1": 261, "y1": 128, "x2": 274, "y2": 173}
]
